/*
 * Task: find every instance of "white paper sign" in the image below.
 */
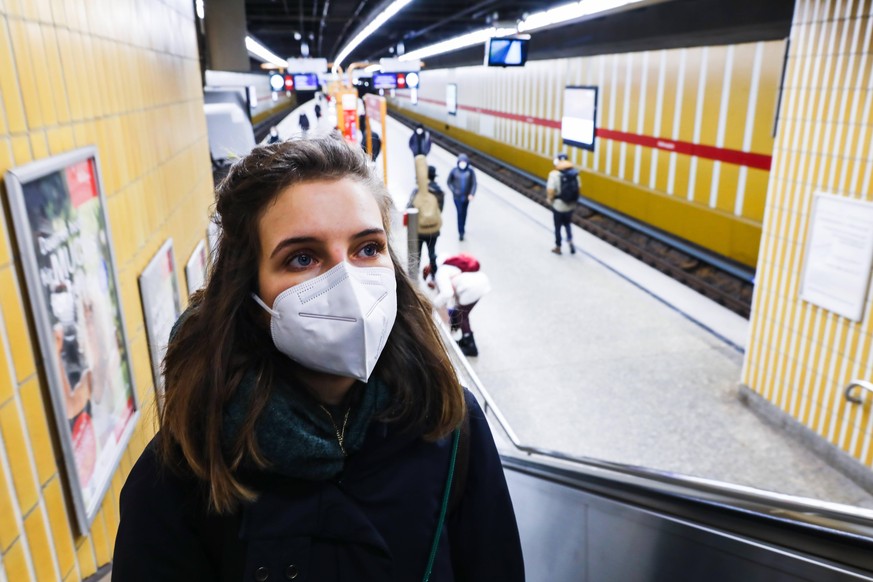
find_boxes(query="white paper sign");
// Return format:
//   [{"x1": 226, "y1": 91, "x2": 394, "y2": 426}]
[{"x1": 800, "y1": 192, "x2": 873, "y2": 321}]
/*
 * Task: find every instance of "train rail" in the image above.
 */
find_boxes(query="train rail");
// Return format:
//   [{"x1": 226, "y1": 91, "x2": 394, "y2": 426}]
[{"x1": 388, "y1": 111, "x2": 754, "y2": 319}]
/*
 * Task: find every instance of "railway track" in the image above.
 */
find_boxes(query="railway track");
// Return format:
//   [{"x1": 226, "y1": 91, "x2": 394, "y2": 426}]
[{"x1": 389, "y1": 111, "x2": 754, "y2": 318}]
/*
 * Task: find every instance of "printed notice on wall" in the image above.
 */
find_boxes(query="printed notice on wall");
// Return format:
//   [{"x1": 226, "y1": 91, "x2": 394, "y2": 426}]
[{"x1": 800, "y1": 192, "x2": 873, "y2": 322}]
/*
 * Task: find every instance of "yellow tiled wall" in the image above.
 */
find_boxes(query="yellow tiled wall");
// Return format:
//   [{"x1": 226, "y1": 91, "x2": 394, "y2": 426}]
[
  {"x1": 0, "y1": 0, "x2": 214, "y2": 580},
  {"x1": 743, "y1": 0, "x2": 873, "y2": 467}
]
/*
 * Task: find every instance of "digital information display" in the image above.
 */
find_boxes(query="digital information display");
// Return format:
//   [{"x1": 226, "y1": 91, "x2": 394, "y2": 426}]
[
  {"x1": 293, "y1": 73, "x2": 319, "y2": 91},
  {"x1": 561, "y1": 86, "x2": 598, "y2": 151},
  {"x1": 486, "y1": 38, "x2": 528, "y2": 67},
  {"x1": 373, "y1": 73, "x2": 397, "y2": 90}
]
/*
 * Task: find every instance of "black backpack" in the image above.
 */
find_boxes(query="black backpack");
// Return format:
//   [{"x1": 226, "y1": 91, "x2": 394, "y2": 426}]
[{"x1": 558, "y1": 169, "x2": 579, "y2": 203}]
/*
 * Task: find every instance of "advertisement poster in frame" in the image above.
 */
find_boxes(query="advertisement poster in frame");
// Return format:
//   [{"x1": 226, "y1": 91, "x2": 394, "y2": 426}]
[
  {"x1": 138, "y1": 239, "x2": 181, "y2": 401},
  {"x1": 185, "y1": 239, "x2": 208, "y2": 295},
  {"x1": 3, "y1": 146, "x2": 139, "y2": 534}
]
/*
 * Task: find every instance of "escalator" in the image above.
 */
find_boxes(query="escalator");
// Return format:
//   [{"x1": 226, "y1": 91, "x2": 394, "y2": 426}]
[{"x1": 440, "y1": 328, "x2": 873, "y2": 580}]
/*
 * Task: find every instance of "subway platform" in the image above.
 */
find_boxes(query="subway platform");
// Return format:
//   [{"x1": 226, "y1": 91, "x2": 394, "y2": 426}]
[{"x1": 281, "y1": 102, "x2": 873, "y2": 509}]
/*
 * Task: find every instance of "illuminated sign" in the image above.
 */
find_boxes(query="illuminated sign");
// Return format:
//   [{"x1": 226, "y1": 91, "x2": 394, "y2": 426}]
[{"x1": 269, "y1": 73, "x2": 284, "y2": 92}]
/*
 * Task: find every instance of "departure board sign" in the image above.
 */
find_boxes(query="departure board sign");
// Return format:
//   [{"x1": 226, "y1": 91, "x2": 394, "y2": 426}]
[
  {"x1": 561, "y1": 86, "x2": 599, "y2": 151},
  {"x1": 800, "y1": 192, "x2": 873, "y2": 322},
  {"x1": 293, "y1": 73, "x2": 319, "y2": 91},
  {"x1": 373, "y1": 73, "x2": 397, "y2": 90}
]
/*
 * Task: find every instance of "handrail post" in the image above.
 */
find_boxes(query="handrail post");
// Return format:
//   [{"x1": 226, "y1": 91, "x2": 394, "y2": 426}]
[
  {"x1": 844, "y1": 379, "x2": 873, "y2": 404},
  {"x1": 406, "y1": 208, "x2": 420, "y2": 278}
]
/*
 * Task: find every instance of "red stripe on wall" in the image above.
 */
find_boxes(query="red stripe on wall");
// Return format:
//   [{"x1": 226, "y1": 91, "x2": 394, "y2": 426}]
[
  {"x1": 398, "y1": 94, "x2": 771, "y2": 171},
  {"x1": 596, "y1": 129, "x2": 772, "y2": 171}
]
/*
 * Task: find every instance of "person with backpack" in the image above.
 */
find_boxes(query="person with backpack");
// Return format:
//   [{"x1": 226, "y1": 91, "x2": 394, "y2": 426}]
[
  {"x1": 446, "y1": 153, "x2": 477, "y2": 241},
  {"x1": 112, "y1": 136, "x2": 524, "y2": 581},
  {"x1": 407, "y1": 164, "x2": 445, "y2": 280},
  {"x1": 423, "y1": 253, "x2": 490, "y2": 357},
  {"x1": 546, "y1": 152, "x2": 579, "y2": 255}
]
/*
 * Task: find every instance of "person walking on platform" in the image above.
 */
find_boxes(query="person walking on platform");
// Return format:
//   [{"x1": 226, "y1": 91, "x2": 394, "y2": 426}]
[
  {"x1": 112, "y1": 136, "x2": 524, "y2": 581},
  {"x1": 446, "y1": 153, "x2": 477, "y2": 241},
  {"x1": 408, "y1": 123, "x2": 432, "y2": 158},
  {"x1": 298, "y1": 112, "x2": 311, "y2": 136},
  {"x1": 408, "y1": 165, "x2": 445, "y2": 280},
  {"x1": 547, "y1": 152, "x2": 579, "y2": 255},
  {"x1": 424, "y1": 253, "x2": 491, "y2": 357},
  {"x1": 267, "y1": 126, "x2": 280, "y2": 144},
  {"x1": 314, "y1": 102, "x2": 322, "y2": 120}
]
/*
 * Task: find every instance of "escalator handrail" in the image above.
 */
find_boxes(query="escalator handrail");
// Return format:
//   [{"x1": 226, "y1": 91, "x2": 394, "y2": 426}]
[{"x1": 437, "y1": 321, "x2": 873, "y2": 545}]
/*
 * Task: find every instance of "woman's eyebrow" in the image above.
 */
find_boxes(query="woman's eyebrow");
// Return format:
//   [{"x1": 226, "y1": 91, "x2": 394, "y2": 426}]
[
  {"x1": 270, "y1": 236, "x2": 319, "y2": 259},
  {"x1": 351, "y1": 227, "x2": 386, "y2": 240}
]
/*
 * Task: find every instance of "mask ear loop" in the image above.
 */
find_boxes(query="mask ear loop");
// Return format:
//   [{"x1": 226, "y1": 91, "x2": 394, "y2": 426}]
[{"x1": 250, "y1": 293, "x2": 281, "y2": 319}]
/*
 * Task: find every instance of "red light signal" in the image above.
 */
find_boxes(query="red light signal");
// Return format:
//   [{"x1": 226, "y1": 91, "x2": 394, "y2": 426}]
[
  {"x1": 396, "y1": 73, "x2": 407, "y2": 89},
  {"x1": 284, "y1": 75, "x2": 294, "y2": 89}
]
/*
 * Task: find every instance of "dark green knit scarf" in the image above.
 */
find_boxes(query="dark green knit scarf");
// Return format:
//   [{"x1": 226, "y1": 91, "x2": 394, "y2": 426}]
[{"x1": 222, "y1": 371, "x2": 392, "y2": 481}]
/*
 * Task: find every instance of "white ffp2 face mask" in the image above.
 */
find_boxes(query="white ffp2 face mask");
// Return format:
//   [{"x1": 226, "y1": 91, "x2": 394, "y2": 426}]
[{"x1": 252, "y1": 262, "x2": 398, "y2": 382}]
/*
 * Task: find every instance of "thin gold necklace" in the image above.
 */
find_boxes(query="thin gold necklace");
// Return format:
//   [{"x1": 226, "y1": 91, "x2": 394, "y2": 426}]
[{"x1": 319, "y1": 404, "x2": 351, "y2": 457}]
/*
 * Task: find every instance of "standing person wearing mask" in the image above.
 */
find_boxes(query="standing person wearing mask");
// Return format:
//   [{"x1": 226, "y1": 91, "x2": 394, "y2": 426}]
[
  {"x1": 546, "y1": 152, "x2": 579, "y2": 255},
  {"x1": 408, "y1": 123, "x2": 432, "y2": 158},
  {"x1": 446, "y1": 153, "x2": 477, "y2": 241},
  {"x1": 112, "y1": 136, "x2": 524, "y2": 581},
  {"x1": 266, "y1": 126, "x2": 280, "y2": 144}
]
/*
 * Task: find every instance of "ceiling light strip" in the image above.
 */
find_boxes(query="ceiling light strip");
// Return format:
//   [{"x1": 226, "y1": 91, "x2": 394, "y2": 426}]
[
  {"x1": 397, "y1": 0, "x2": 646, "y2": 62},
  {"x1": 245, "y1": 36, "x2": 288, "y2": 68},
  {"x1": 334, "y1": 0, "x2": 415, "y2": 71}
]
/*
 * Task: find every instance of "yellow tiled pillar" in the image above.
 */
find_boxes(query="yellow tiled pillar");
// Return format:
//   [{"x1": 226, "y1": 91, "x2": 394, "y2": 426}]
[{"x1": 742, "y1": 0, "x2": 873, "y2": 466}]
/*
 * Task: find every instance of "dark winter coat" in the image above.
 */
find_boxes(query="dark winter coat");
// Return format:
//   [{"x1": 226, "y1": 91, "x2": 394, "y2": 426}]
[
  {"x1": 408, "y1": 130, "x2": 432, "y2": 156},
  {"x1": 112, "y1": 391, "x2": 524, "y2": 581},
  {"x1": 447, "y1": 167, "x2": 477, "y2": 199}
]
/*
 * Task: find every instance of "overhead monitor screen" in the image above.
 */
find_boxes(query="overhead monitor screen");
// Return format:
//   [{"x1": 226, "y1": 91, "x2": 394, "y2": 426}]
[
  {"x1": 293, "y1": 73, "x2": 319, "y2": 91},
  {"x1": 561, "y1": 86, "x2": 598, "y2": 151},
  {"x1": 373, "y1": 73, "x2": 397, "y2": 90},
  {"x1": 485, "y1": 37, "x2": 529, "y2": 67}
]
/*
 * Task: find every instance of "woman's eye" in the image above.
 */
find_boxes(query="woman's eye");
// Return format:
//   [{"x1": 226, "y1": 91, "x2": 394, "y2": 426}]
[
  {"x1": 359, "y1": 242, "x2": 383, "y2": 258},
  {"x1": 287, "y1": 253, "x2": 315, "y2": 268}
]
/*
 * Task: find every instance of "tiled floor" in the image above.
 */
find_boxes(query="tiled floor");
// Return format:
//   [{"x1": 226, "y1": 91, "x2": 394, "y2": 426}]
[{"x1": 379, "y1": 114, "x2": 873, "y2": 509}]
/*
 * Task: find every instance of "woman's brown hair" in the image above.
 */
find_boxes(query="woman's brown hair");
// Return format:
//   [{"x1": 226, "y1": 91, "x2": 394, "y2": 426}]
[{"x1": 159, "y1": 135, "x2": 465, "y2": 513}]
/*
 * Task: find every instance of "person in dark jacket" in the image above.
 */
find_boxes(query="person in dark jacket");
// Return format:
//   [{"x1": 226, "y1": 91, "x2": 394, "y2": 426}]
[
  {"x1": 298, "y1": 112, "x2": 311, "y2": 135},
  {"x1": 446, "y1": 153, "x2": 477, "y2": 241},
  {"x1": 112, "y1": 136, "x2": 524, "y2": 581},
  {"x1": 408, "y1": 123, "x2": 432, "y2": 157}
]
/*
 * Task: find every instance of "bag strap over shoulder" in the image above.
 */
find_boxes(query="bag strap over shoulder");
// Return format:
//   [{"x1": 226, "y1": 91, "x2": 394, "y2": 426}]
[{"x1": 422, "y1": 409, "x2": 470, "y2": 582}]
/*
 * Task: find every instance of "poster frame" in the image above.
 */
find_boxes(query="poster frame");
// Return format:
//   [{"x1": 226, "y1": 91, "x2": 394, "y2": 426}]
[
  {"x1": 138, "y1": 238, "x2": 182, "y2": 400},
  {"x1": 561, "y1": 85, "x2": 599, "y2": 152},
  {"x1": 184, "y1": 239, "x2": 208, "y2": 296},
  {"x1": 3, "y1": 145, "x2": 139, "y2": 534}
]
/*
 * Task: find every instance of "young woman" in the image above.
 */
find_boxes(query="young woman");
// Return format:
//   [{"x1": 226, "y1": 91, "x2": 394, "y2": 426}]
[{"x1": 112, "y1": 136, "x2": 524, "y2": 581}]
